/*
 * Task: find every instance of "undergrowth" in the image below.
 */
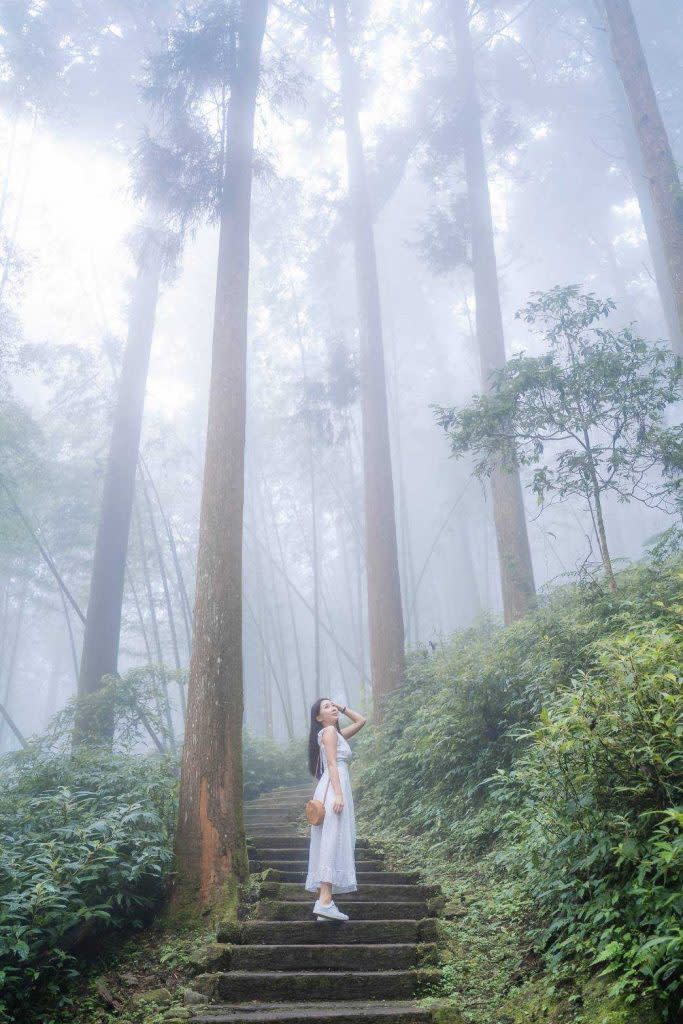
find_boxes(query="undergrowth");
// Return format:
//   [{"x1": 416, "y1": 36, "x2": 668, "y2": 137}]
[{"x1": 355, "y1": 554, "x2": 683, "y2": 1023}]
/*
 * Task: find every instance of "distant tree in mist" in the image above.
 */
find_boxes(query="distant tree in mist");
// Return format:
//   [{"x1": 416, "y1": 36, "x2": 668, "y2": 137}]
[
  {"x1": 328, "y1": 0, "x2": 406, "y2": 716},
  {"x1": 599, "y1": 0, "x2": 683, "y2": 358},
  {"x1": 416, "y1": 0, "x2": 536, "y2": 623},
  {"x1": 438, "y1": 286, "x2": 683, "y2": 590},
  {"x1": 73, "y1": 223, "x2": 172, "y2": 746}
]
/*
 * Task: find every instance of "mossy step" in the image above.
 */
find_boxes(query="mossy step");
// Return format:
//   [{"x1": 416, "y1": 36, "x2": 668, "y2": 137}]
[
  {"x1": 196, "y1": 942, "x2": 438, "y2": 972},
  {"x1": 259, "y1": 883, "x2": 437, "y2": 902},
  {"x1": 220, "y1": 919, "x2": 438, "y2": 946},
  {"x1": 255, "y1": 901, "x2": 431, "y2": 922},
  {"x1": 191, "y1": 998, "x2": 440, "y2": 1023},
  {"x1": 193, "y1": 968, "x2": 440, "y2": 1002},
  {"x1": 258, "y1": 870, "x2": 419, "y2": 885}
]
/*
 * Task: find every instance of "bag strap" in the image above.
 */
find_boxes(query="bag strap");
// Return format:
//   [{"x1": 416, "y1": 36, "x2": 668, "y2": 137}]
[{"x1": 316, "y1": 734, "x2": 332, "y2": 806}]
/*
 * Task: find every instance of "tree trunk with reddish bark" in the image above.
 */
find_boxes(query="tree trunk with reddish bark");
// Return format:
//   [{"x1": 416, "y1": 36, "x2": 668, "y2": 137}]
[{"x1": 173, "y1": 0, "x2": 268, "y2": 909}]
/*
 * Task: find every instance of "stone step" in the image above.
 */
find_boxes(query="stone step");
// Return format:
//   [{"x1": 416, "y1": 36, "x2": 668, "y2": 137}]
[
  {"x1": 258, "y1": 870, "x2": 419, "y2": 886},
  {"x1": 248, "y1": 837, "x2": 373, "y2": 852},
  {"x1": 260, "y1": 883, "x2": 436, "y2": 903},
  {"x1": 246, "y1": 795, "x2": 310, "y2": 805},
  {"x1": 191, "y1": 999, "x2": 439, "y2": 1023},
  {"x1": 247, "y1": 828, "x2": 311, "y2": 838},
  {"x1": 256, "y1": 901, "x2": 431, "y2": 922},
  {"x1": 249, "y1": 785, "x2": 311, "y2": 795},
  {"x1": 242, "y1": 811, "x2": 301, "y2": 819},
  {"x1": 198, "y1": 942, "x2": 437, "y2": 972},
  {"x1": 193, "y1": 969, "x2": 440, "y2": 1003},
  {"x1": 221, "y1": 919, "x2": 438, "y2": 946},
  {"x1": 251, "y1": 860, "x2": 385, "y2": 873},
  {"x1": 249, "y1": 847, "x2": 377, "y2": 862},
  {"x1": 246, "y1": 824, "x2": 304, "y2": 833}
]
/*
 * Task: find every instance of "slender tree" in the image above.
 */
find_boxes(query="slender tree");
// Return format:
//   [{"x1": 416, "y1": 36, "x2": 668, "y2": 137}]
[
  {"x1": 174, "y1": 0, "x2": 269, "y2": 906},
  {"x1": 450, "y1": 0, "x2": 536, "y2": 623},
  {"x1": 330, "y1": 0, "x2": 405, "y2": 715},
  {"x1": 73, "y1": 226, "x2": 164, "y2": 744},
  {"x1": 599, "y1": 0, "x2": 683, "y2": 356}
]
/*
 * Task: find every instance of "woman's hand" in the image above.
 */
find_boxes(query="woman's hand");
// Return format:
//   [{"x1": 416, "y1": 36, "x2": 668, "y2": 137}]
[
  {"x1": 332, "y1": 701, "x2": 347, "y2": 715},
  {"x1": 333, "y1": 794, "x2": 344, "y2": 814}
]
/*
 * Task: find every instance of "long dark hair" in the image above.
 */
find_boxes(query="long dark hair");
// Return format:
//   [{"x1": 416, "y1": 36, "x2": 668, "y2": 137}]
[{"x1": 308, "y1": 697, "x2": 342, "y2": 778}]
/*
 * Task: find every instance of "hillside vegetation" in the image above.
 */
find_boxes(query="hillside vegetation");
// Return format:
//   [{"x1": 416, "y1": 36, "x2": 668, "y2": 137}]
[
  {"x1": 1, "y1": 555, "x2": 680, "y2": 1024},
  {"x1": 355, "y1": 554, "x2": 683, "y2": 1023}
]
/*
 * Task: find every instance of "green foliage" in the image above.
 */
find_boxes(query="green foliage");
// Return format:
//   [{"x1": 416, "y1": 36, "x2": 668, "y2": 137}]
[
  {"x1": 496, "y1": 619, "x2": 682, "y2": 1008},
  {"x1": 243, "y1": 732, "x2": 308, "y2": 800},
  {"x1": 436, "y1": 287, "x2": 682, "y2": 579},
  {"x1": 356, "y1": 555, "x2": 683, "y2": 1019},
  {"x1": 50, "y1": 668, "x2": 179, "y2": 754},
  {"x1": 0, "y1": 748, "x2": 178, "y2": 1023}
]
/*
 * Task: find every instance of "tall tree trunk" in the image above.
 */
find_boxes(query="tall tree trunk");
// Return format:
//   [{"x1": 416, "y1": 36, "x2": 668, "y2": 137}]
[
  {"x1": 599, "y1": 0, "x2": 683, "y2": 357},
  {"x1": 586, "y1": 3, "x2": 683, "y2": 352},
  {"x1": 388, "y1": 329, "x2": 420, "y2": 645},
  {"x1": 331, "y1": 0, "x2": 405, "y2": 717},
  {"x1": 174, "y1": 0, "x2": 268, "y2": 908},
  {"x1": 74, "y1": 226, "x2": 163, "y2": 745},
  {"x1": 452, "y1": 0, "x2": 536, "y2": 624}
]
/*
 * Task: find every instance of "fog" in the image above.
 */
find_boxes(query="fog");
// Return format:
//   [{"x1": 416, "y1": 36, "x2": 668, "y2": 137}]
[{"x1": 0, "y1": 0, "x2": 681, "y2": 748}]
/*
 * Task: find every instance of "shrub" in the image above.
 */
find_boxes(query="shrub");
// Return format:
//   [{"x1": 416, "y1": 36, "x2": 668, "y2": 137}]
[
  {"x1": 355, "y1": 555, "x2": 683, "y2": 1015},
  {"x1": 0, "y1": 749, "x2": 178, "y2": 1023},
  {"x1": 497, "y1": 619, "x2": 683, "y2": 1009}
]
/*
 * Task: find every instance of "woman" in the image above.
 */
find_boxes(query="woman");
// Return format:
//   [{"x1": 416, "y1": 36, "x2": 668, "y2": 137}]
[{"x1": 305, "y1": 697, "x2": 367, "y2": 920}]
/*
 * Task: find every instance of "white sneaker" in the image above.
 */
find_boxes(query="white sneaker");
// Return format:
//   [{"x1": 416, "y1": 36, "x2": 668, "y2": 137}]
[{"x1": 313, "y1": 899, "x2": 349, "y2": 921}]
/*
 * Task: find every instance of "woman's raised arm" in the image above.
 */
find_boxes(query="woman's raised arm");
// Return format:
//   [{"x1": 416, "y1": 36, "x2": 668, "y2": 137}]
[{"x1": 335, "y1": 704, "x2": 367, "y2": 740}]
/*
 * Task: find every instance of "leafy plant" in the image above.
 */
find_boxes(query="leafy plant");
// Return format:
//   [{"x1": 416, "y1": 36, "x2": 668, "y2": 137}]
[
  {"x1": 436, "y1": 287, "x2": 682, "y2": 588},
  {"x1": 356, "y1": 554, "x2": 683, "y2": 1019},
  {"x1": 0, "y1": 748, "x2": 178, "y2": 1023},
  {"x1": 496, "y1": 619, "x2": 683, "y2": 1009}
]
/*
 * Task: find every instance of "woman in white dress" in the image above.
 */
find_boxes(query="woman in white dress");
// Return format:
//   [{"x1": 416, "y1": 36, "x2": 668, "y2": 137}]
[{"x1": 305, "y1": 697, "x2": 367, "y2": 921}]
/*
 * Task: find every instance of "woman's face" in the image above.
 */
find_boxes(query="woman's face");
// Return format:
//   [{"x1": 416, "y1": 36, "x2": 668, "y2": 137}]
[{"x1": 316, "y1": 698, "x2": 338, "y2": 727}]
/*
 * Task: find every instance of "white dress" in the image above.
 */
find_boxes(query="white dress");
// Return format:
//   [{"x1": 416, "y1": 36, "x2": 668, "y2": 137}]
[{"x1": 305, "y1": 727, "x2": 357, "y2": 894}]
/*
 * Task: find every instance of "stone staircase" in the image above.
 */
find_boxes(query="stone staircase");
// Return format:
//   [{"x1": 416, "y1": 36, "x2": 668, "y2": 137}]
[{"x1": 191, "y1": 783, "x2": 447, "y2": 1023}]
